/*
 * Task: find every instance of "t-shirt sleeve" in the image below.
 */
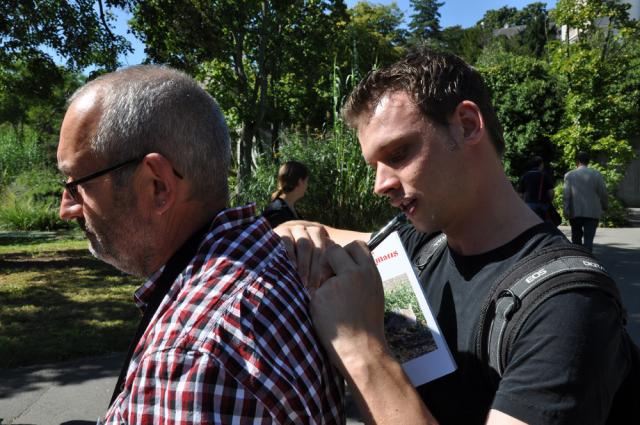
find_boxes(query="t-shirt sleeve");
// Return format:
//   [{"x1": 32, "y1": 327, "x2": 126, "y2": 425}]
[{"x1": 492, "y1": 289, "x2": 630, "y2": 424}]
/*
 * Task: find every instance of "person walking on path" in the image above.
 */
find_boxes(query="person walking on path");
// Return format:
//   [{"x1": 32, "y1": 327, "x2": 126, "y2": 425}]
[
  {"x1": 517, "y1": 155, "x2": 555, "y2": 221},
  {"x1": 56, "y1": 65, "x2": 344, "y2": 424},
  {"x1": 563, "y1": 151, "x2": 608, "y2": 252}
]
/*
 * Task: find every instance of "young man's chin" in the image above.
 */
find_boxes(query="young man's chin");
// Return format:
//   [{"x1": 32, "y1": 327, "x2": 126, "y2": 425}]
[{"x1": 408, "y1": 214, "x2": 438, "y2": 235}]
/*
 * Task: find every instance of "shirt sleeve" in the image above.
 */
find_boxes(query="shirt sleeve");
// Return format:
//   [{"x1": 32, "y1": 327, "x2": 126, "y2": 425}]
[
  {"x1": 492, "y1": 289, "x2": 629, "y2": 424},
  {"x1": 105, "y1": 350, "x2": 274, "y2": 425},
  {"x1": 597, "y1": 173, "x2": 608, "y2": 211},
  {"x1": 563, "y1": 173, "x2": 572, "y2": 217}
]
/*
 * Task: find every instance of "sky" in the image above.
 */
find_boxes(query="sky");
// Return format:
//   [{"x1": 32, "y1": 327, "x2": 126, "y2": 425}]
[{"x1": 114, "y1": 0, "x2": 558, "y2": 67}]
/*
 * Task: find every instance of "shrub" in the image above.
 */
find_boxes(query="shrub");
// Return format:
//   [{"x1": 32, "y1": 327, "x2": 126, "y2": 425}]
[
  {"x1": 0, "y1": 124, "x2": 48, "y2": 188},
  {"x1": 0, "y1": 168, "x2": 72, "y2": 231},
  {"x1": 235, "y1": 128, "x2": 395, "y2": 231}
]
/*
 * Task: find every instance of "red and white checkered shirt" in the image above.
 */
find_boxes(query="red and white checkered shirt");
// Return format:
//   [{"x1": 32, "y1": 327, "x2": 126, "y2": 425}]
[{"x1": 103, "y1": 204, "x2": 345, "y2": 424}]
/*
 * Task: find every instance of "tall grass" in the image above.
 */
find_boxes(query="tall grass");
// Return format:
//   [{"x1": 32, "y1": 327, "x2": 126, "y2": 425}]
[
  {"x1": 235, "y1": 58, "x2": 393, "y2": 231},
  {"x1": 0, "y1": 124, "x2": 48, "y2": 188}
]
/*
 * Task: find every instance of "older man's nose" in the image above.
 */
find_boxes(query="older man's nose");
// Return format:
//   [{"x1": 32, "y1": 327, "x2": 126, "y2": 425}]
[{"x1": 59, "y1": 188, "x2": 83, "y2": 221}]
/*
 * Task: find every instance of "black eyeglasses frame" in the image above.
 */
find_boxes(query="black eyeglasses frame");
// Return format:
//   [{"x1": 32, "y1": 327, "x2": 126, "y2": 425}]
[{"x1": 61, "y1": 156, "x2": 145, "y2": 202}]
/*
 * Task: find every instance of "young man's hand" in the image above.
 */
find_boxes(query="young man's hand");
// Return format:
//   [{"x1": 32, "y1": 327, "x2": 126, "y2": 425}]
[
  {"x1": 274, "y1": 221, "x2": 371, "y2": 290},
  {"x1": 312, "y1": 241, "x2": 388, "y2": 370},
  {"x1": 273, "y1": 221, "x2": 334, "y2": 289}
]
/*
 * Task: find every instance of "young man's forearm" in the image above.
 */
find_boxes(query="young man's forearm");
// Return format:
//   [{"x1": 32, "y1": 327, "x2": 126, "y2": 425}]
[{"x1": 341, "y1": 343, "x2": 438, "y2": 425}]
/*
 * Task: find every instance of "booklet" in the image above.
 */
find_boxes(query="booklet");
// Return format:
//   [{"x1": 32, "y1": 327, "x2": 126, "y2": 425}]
[{"x1": 371, "y1": 231, "x2": 456, "y2": 386}]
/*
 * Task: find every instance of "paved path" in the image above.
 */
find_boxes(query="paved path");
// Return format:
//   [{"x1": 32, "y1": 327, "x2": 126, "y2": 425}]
[{"x1": 1, "y1": 226, "x2": 638, "y2": 425}]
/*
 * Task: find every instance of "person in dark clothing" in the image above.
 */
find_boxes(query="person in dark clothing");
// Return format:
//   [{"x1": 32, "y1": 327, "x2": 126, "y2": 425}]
[
  {"x1": 518, "y1": 155, "x2": 555, "y2": 221},
  {"x1": 262, "y1": 161, "x2": 309, "y2": 228},
  {"x1": 272, "y1": 49, "x2": 631, "y2": 425}
]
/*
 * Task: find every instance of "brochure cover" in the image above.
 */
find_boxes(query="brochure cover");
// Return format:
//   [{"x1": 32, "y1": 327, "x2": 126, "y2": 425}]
[{"x1": 371, "y1": 231, "x2": 456, "y2": 386}]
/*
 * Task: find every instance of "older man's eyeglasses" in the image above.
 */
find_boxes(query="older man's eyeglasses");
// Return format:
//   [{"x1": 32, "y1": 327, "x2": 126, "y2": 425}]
[
  {"x1": 61, "y1": 157, "x2": 144, "y2": 203},
  {"x1": 62, "y1": 155, "x2": 185, "y2": 203}
]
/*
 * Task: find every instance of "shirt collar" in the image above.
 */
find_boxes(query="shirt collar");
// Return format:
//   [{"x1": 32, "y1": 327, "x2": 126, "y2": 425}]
[{"x1": 133, "y1": 203, "x2": 259, "y2": 309}]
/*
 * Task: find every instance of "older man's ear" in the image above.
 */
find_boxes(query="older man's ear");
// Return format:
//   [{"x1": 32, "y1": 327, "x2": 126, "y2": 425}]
[{"x1": 140, "y1": 153, "x2": 181, "y2": 215}]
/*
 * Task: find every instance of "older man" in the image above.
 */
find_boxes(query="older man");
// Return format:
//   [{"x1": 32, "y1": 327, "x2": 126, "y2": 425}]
[{"x1": 57, "y1": 65, "x2": 344, "y2": 424}]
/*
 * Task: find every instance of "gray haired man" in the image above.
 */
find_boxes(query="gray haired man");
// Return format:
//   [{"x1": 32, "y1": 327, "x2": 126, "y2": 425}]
[{"x1": 57, "y1": 65, "x2": 344, "y2": 424}]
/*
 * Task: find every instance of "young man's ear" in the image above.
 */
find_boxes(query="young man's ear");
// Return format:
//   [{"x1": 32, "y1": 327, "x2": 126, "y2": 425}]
[
  {"x1": 140, "y1": 153, "x2": 180, "y2": 214},
  {"x1": 452, "y1": 100, "x2": 484, "y2": 147}
]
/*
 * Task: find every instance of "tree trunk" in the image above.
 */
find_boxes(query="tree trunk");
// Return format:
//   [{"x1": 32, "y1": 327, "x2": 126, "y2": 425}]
[{"x1": 236, "y1": 120, "x2": 255, "y2": 199}]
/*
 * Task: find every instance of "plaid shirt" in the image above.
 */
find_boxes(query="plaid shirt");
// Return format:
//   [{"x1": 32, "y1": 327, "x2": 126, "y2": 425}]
[{"x1": 103, "y1": 204, "x2": 345, "y2": 424}]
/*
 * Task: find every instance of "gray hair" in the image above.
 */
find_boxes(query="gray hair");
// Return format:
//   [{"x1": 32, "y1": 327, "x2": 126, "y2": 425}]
[{"x1": 70, "y1": 65, "x2": 231, "y2": 205}]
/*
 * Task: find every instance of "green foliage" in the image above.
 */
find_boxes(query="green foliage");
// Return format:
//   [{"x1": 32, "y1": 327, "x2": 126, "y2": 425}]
[
  {"x1": 479, "y1": 6, "x2": 519, "y2": 30},
  {"x1": 132, "y1": 0, "x2": 350, "y2": 192},
  {"x1": 547, "y1": 1, "x2": 639, "y2": 224},
  {"x1": 477, "y1": 3, "x2": 550, "y2": 59},
  {"x1": 0, "y1": 168, "x2": 71, "y2": 231},
  {"x1": 408, "y1": 0, "x2": 444, "y2": 42},
  {"x1": 433, "y1": 25, "x2": 484, "y2": 64},
  {"x1": 384, "y1": 281, "x2": 425, "y2": 323},
  {"x1": 552, "y1": 0, "x2": 638, "y2": 38},
  {"x1": 478, "y1": 52, "x2": 563, "y2": 181},
  {"x1": 235, "y1": 127, "x2": 394, "y2": 231},
  {"x1": 348, "y1": 1, "x2": 407, "y2": 78},
  {"x1": 0, "y1": 0, "x2": 131, "y2": 71},
  {"x1": 0, "y1": 125, "x2": 47, "y2": 187}
]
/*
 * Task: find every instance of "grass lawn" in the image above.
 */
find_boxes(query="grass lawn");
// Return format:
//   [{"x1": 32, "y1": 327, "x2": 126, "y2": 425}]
[{"x1": 0, "y1": 230, "x2": 142, "y2": 369}]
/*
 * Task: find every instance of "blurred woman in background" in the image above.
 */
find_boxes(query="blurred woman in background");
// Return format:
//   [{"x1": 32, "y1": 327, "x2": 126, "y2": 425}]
[{"x1": 262, "y1": 161, "x2": 309, "y2": 228}]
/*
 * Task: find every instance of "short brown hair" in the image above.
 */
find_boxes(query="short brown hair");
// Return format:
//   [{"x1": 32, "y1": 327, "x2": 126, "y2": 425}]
[{"x1": 342, "y1": 49, "x2": 505, "y2": 156}]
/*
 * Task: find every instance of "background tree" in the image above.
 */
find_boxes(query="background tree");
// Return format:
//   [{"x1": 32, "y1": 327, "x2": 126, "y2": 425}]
[
  {"x1": 516, "y1": 2, "x2": 550, "y2": 58},
  {"x1": 0, "y1": 0, "x2": 129, "y2": 150},
  {"x1": 129, "y1": 0, "x2": 348, "y2": 194},
  {"x1": 478, "y1": 50, "x2": 563, "y2": 180},
  {"x1": 0, "y1": 0, "x2": 131, "y2": 72},
  {"x1": 549, "y1": 0, "x2": 639, "y2": 224},
  {"x1": 348, "y1": 1, "x2": 407, "y2": 77},
  {"x1": 478, "y1": 6, "x2": 519, "y2": 32},
  {"x1": 432, "y1": 25, "x2": 484, "y2": 63},
  {"x1": 408, "y1": 0, "x2": 444, "y2": 45}
]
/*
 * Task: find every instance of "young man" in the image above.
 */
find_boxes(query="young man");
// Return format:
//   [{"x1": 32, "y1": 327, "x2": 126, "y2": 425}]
[
  {"x1": 276, "y1": 50, "x2": 630, "y2": 424},
  {"x1": 57, "y1": 65, "x2": 344, "y2": 424},
  {"x1": 563, "y1": 151, "x2": 608, "y2": 252}
]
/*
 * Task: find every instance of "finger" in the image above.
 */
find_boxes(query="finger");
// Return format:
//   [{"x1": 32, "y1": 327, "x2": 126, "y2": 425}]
[
  {"x1": 275, "y1": 227, "x2": 297, "y2": 265},
  {"x1": 289, "y1": 225, "x2": 314, "y2": 285},
  {"x1": 322, "y1": 243, "x2": 357, "y2": 275},
  {"x1": 343, "y1": 240, "x2": 375, "y2": 266},
  {"x1": 306, "y1": 226, "x2": 333, "y2": 289}
]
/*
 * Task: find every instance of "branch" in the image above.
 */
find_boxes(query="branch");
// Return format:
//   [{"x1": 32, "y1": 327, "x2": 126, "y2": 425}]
[{"x1": 96, "y1": 0, "x2": 117, "y2": 41}]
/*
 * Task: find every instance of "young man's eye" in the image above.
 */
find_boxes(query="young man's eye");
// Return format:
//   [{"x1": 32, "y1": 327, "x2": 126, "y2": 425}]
[{"x1": 387, "y1": 147, "x2": 410, "y2": 165}]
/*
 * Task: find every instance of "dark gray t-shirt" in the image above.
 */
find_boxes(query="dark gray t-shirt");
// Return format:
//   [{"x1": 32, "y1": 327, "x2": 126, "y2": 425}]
[{"x1": 397, "y1": 222, "x2": 629, "y2": 424}]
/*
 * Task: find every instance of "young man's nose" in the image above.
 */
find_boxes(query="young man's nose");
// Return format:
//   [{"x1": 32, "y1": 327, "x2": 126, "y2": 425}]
[{"x1": 373, "y1": 163, "x2": 400, "y2": 198}]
